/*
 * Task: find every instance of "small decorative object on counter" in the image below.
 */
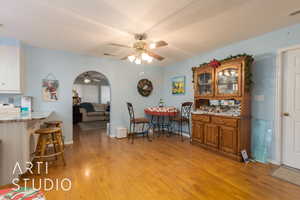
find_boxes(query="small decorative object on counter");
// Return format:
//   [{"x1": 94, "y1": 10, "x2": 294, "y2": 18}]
[
  {"x1": 158, "y1": 98, "x2": 164, "y2": 107},
  {"x1": 21, "y1": 96, "x2": 33, "y2": 112}
]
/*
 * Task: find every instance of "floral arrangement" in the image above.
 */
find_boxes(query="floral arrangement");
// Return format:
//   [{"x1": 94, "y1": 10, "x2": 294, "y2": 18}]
[{"x1": 209, "y1": 59, "x2": 221, "y2": 68}]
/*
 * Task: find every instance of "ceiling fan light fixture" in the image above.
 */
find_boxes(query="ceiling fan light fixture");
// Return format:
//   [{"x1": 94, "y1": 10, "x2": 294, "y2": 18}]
[
  {"x1": 128, "y1": 55, "x2": 135, "y2": 62},
  {"x1": 149, "y1": 43, "x2": 156, "y2": 49},
  {"x1": 83, "y1": 73, "x2": 91, "y2": 84},
  {"x1": 135, "y1": 58, "x2": 142, "y2": 65},
  {"x1": 141, "y1": 52, "x2": 149, "y2": 61},
  {"x1": 84, "y1": 78, "x2": 91, "y2": 84},
  {"x1": 147, "y1": 56, "x2": 153, "y2": 63}
]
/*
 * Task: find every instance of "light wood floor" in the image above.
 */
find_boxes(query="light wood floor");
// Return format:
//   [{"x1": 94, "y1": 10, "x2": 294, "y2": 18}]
[{"x1": 3, "y1": 126, "x2": 300, "y2": 200}]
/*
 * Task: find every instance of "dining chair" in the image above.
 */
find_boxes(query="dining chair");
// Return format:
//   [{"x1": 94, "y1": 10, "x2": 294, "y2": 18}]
[
  {"x1": 126, "y1": 102, "x2": 151, "y2": 144},
  {"x1": 171, "y1": 102, "x2": 193, "y2": 142}
]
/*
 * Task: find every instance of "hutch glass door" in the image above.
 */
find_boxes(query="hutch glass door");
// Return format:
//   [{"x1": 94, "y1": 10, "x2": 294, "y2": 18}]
[
  {"x1": 216, "y1": 65, "x2": 241, "y2": 96},
  {"x1": 197, "y1": 68, "x2": 214, "y2": 97}
]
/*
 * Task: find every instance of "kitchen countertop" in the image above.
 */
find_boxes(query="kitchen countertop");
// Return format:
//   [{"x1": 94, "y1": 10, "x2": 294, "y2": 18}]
[{"x1": 0, "y1": 111, "x2": 52, "y2": 123}]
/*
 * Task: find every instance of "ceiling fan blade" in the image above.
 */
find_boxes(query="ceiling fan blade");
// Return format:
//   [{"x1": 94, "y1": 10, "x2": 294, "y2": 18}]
[
  {"x1": 149, "y1": 41, "x2": 168, "y2": 49},
  {"x1": 147, "y1": 51, "x2": 165, "y2": 61},
  {"x1": 104, "y1": 53, "x2": 117, "y2": 56},
  {"x1": 108, "y1": 43, "x2": 132, "y2": 48},
  {"x1": 121, "y1": 55, "x2": 129, "y2": 60}
]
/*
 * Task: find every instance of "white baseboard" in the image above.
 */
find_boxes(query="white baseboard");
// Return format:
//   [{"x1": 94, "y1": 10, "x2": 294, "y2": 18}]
[
  {"x1": 64, "y1": 140, "x2": 73, "y2": 145},
  {"x1": 268, "y1": 159, "x2": 281, "y2": 166}
]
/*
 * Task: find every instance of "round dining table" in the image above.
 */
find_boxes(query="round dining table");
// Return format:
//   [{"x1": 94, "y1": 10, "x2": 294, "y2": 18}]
[{"x1": 144, "y1": 106, "x2": 178, "y2": 136}]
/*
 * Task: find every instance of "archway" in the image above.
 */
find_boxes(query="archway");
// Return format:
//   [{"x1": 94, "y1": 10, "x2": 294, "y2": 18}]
[{"x1": 72, "y1": 71, "x2": 111, "y2": 138}]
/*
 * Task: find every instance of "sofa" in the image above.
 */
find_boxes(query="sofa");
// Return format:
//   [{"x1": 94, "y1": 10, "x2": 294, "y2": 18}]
[{"x1": 79, "y1": 103, "x2": 109, "y2": 122}]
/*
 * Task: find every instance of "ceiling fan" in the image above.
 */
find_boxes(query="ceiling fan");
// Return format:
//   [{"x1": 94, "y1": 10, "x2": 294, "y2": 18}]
[
  {"x1": 104, "y1": 33, "x2": 168, "y2": 64},
  {"x1": 82, "y1": 72, "x2": 102, "y2": 84}
]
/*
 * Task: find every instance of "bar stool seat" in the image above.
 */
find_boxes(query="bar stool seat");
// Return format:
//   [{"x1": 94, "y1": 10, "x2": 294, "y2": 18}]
[
  {"x1": 35, "y1": 127, "x2": 61, "y2": 134},
  {"x1": 34, "y1": 127, "x2": 66, "y2": 165},
  {"x1": 45, "y1": 121, "x2": 63, "y2": 127}
]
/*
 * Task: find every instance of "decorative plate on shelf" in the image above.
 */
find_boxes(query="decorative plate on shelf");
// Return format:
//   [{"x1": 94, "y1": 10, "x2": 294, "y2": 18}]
[{"x1": 137, "y1": 79, "x2": 153, "y2": 97}]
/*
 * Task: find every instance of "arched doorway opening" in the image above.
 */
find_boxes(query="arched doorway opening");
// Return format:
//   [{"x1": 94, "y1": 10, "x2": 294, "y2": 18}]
[{"x1": 72, "y1": 71, "x2": 111, "y2": 138}]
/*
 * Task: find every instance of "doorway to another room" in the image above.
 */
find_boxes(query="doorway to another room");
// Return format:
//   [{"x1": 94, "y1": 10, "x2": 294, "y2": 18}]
[{"x1": 72, "y1": 71, "x2": 111, "y2": 137}]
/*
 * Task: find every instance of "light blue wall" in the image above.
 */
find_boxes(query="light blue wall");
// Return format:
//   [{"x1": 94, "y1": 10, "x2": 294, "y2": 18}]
[
  {"x1": 21, "y1": 45, "x2": 163, "y2": 142},
  {"x1": 3, "y1": 23, "x2": 300, "y2": 162},
  {"x1": 162, "y1": 23, "x2": 300, "y2": 162}
]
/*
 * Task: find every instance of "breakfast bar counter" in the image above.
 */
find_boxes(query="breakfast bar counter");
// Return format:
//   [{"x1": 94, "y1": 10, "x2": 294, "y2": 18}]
[
  {"x1": 0, "y1": 112, "x2": 52, "y2": 123},
  {"x1": 0, "y1": 112, "x2": 52, "y2": 186}
]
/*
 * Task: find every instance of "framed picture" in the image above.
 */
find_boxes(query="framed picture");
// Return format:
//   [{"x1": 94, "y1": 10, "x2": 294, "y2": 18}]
[
  {"x1": 42, "y1": 79, "x2": 59, "y2": 102},
  {"x1": 172, "y1": 76, "x2": 185, "y2": 95}
]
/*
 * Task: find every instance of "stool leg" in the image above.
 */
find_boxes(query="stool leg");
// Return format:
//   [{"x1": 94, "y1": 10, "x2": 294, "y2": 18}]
[
  {"x1": 56, "y1": 132, "x2": 66, "y2": 166},
  {"x1": 35, "y1": 135, "x2": 43, "y2": 157},
  {"x1": 39, "y1": 135, "x2": 48, "y2": 163},
  {"x1": 51, "y1": 133, "x2": 58, "y2": 160},
  {"x1": 57, "y1": 125, "x2": 65, "y2": 150}
]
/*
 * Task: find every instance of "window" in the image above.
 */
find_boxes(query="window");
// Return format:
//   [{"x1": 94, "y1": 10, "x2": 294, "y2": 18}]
[{"x1": 101, "y1": 86, "x2": 110, "y2": 104}]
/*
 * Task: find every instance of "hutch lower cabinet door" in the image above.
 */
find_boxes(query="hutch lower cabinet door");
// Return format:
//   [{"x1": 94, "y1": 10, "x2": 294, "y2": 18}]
[
  {"x1": 219, "y1": 126, "x2": 237, "y2": 154},
  {"x1": 192, "y1": 122, "x2": 205, "y2": 143},
  {"x1": 204, "y1": 124, "x2": 219, "y2": 149}
]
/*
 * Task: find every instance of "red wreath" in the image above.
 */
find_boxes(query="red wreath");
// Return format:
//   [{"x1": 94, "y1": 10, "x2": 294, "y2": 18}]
[{"x1": 209, "y1": 59, "x2": 221, "y2": 68}]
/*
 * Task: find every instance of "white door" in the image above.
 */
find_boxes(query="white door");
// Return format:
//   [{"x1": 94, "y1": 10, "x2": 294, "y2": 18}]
[{"x1": 283, "y1": 49, "x2": 300, "y2": 169}]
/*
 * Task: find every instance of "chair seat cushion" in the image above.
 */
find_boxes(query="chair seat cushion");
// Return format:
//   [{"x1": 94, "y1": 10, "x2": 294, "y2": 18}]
[{"x1": 131, "y1": 118, "x2": 149, "y2": 124}]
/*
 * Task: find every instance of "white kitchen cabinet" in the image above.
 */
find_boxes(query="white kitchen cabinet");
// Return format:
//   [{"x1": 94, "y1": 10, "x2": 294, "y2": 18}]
[{"x1": 0, "y1": 45, "x2": 23, "y2": 93}]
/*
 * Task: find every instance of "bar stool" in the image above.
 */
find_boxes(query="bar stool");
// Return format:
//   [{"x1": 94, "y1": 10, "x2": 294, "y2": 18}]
[
  {"x1": 34, "y1": 127, "x2": 66, "y2": 165},
  {"x1": 44, "y1": 121, "x2": 65, "y2": 149},
  {"x1": 45, "y1": 121, "x2": 62, "y2": 128}
]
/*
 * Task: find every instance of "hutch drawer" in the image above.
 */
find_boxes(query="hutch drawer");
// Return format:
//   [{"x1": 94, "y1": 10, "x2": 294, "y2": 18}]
[
  {"x1": 211, "y1": 116, "x2": 238, "y2": 127},
  {"x1": 192, "y1": 114, "x2": 210, "y2": 123}
]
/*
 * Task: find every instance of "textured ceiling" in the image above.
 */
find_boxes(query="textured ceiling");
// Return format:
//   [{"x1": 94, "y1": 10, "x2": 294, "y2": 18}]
[{"x1": 1, "y1": 0, "x2": 300, "y2": 66}]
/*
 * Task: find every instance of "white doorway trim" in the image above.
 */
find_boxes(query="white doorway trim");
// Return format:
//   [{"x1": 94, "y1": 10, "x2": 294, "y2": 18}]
[{"x1": 274, "y1": 44, "x2": 300, "y2": 165}]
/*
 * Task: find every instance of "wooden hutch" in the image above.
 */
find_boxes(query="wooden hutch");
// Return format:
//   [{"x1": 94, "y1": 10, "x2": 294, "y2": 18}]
[{"x1": 191, "y1": 55, "x2": 253, "y2": 161}]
